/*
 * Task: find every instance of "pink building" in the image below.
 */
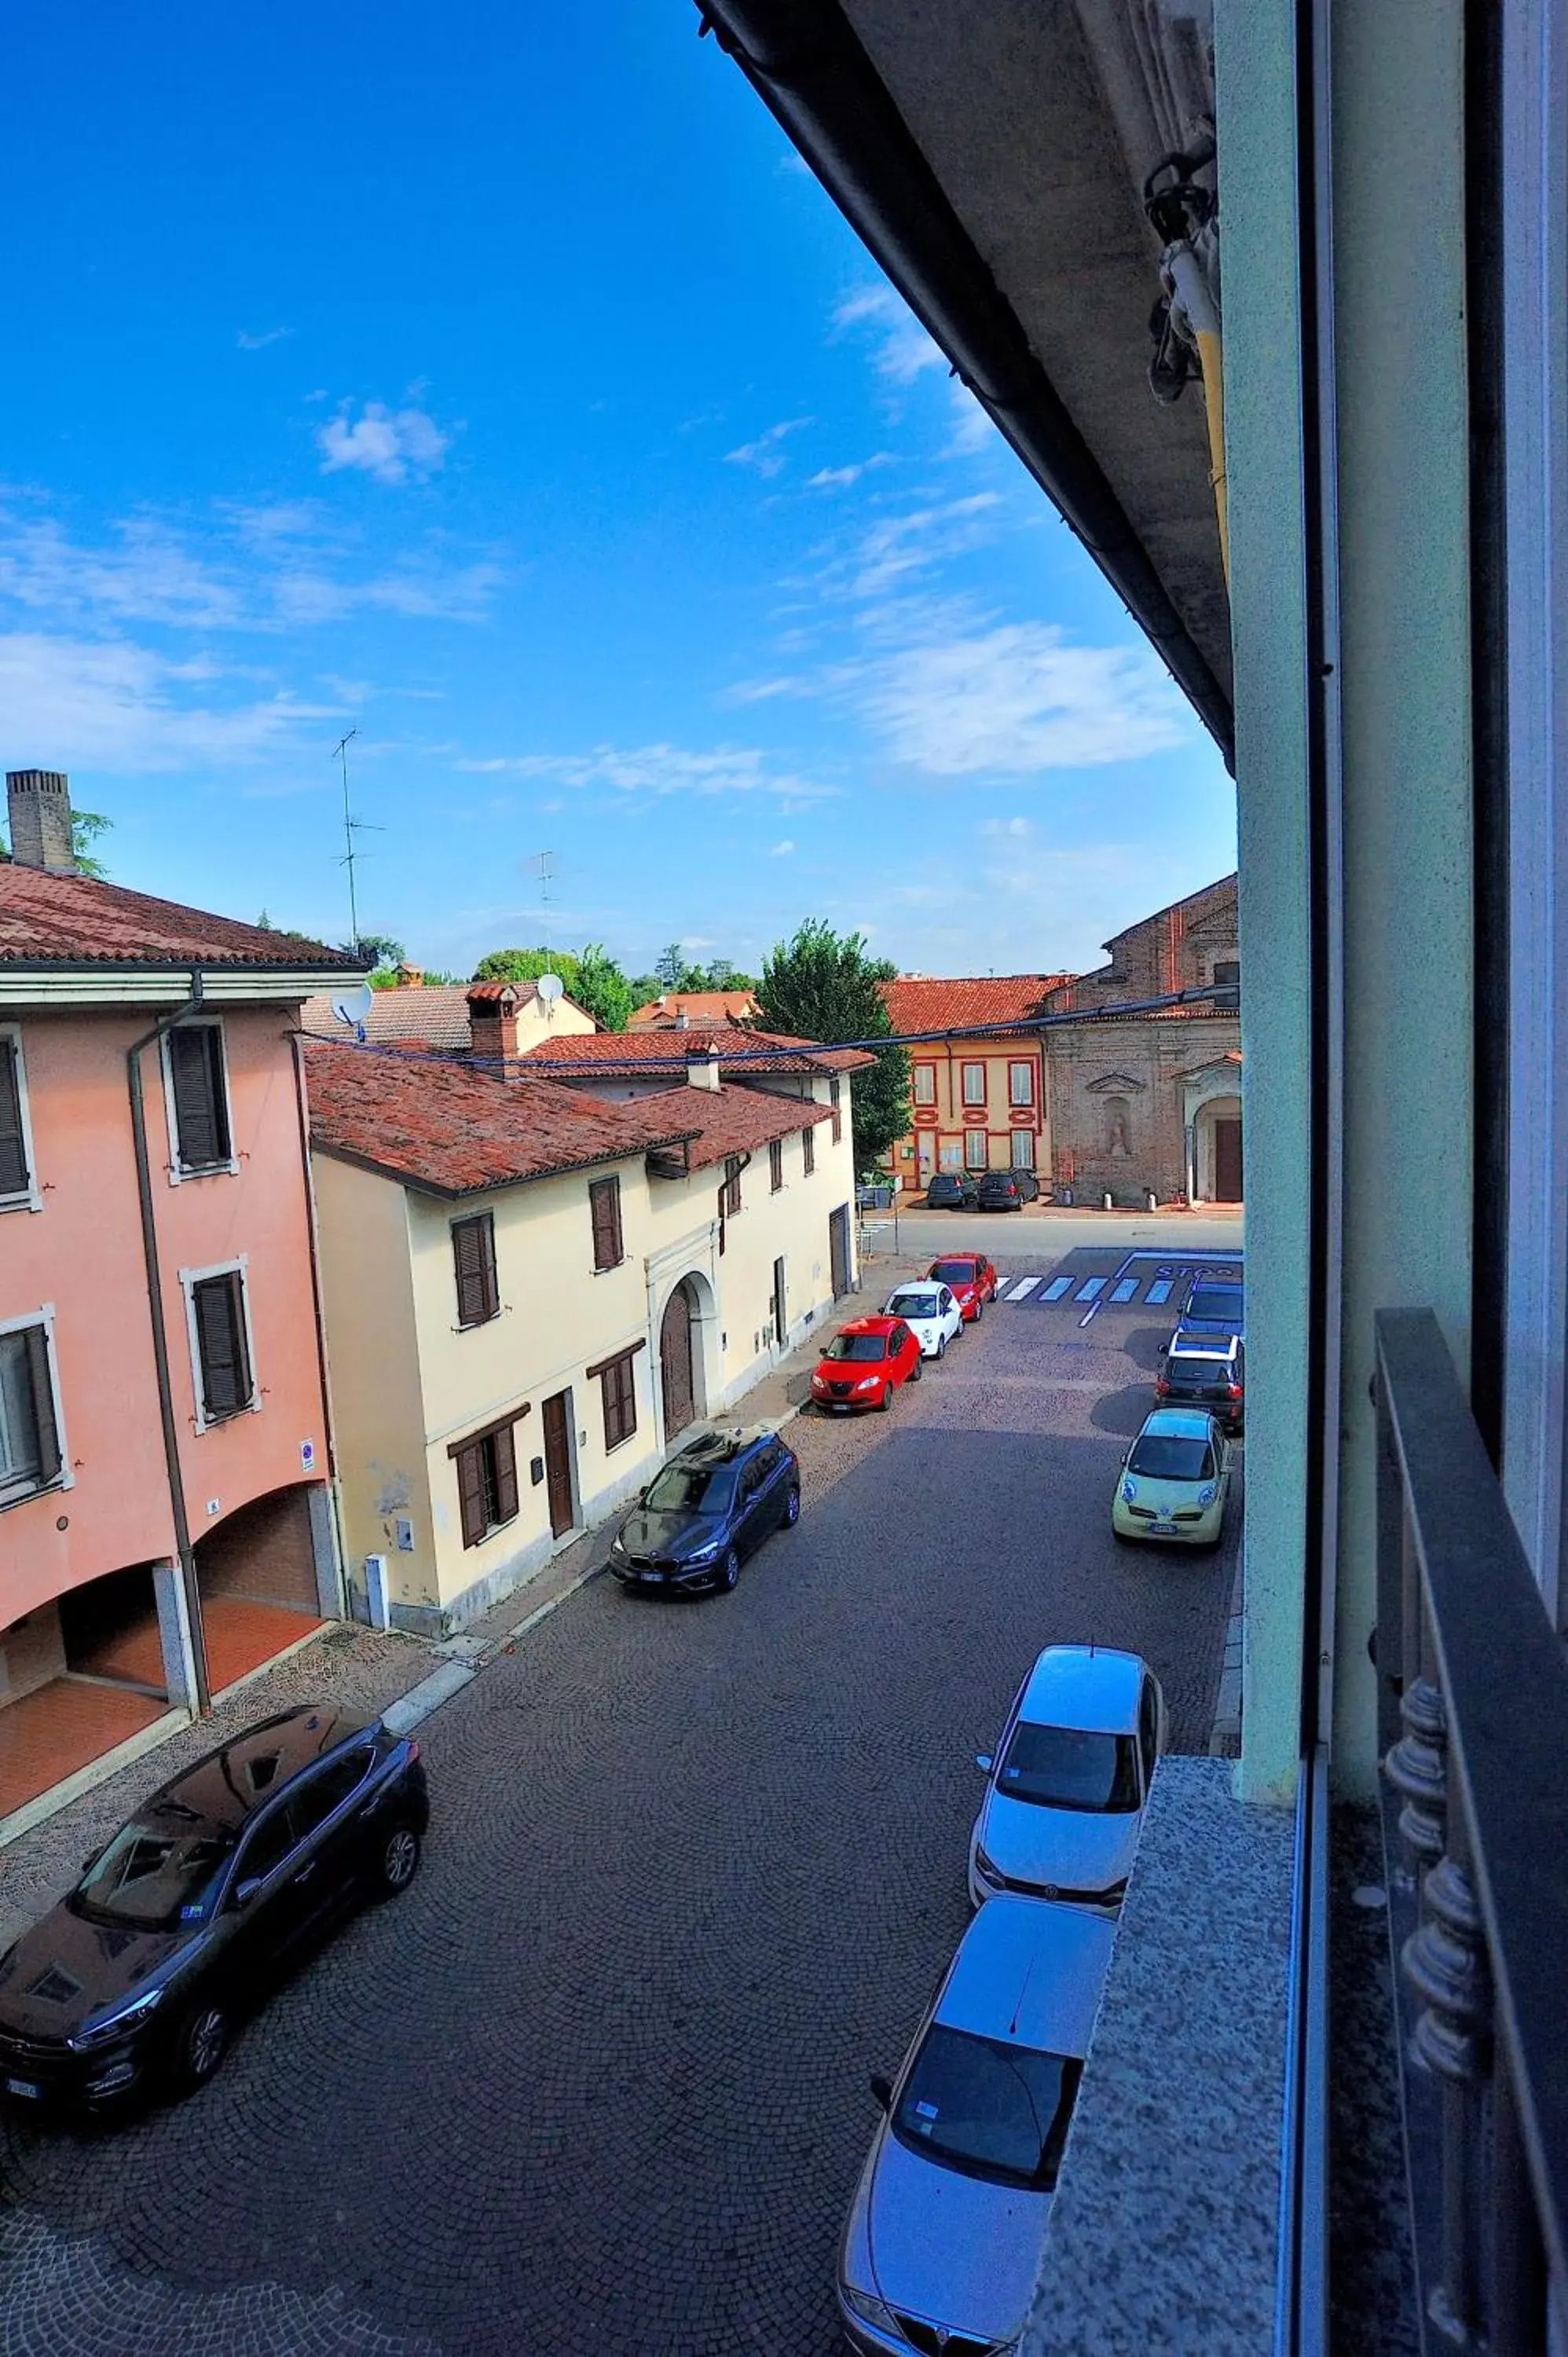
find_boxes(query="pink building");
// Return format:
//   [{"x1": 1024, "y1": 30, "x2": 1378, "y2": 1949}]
[{"x1": 0, "y1": 770, "x2": 363, "y2": 1833}]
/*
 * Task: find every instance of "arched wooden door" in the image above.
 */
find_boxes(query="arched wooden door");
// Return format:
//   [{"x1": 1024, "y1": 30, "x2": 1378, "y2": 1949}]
[{"x1": 660, "y1": 1282, "x2": 696, "y2": 1439}]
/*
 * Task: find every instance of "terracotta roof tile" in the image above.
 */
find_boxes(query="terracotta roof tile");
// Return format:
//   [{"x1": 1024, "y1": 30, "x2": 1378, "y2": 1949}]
[
  {"x1": 0, "y1": 867, "x2": 359, "y2": 971},
  {"x1": 878, "y1": 975, "x2": 1074, "y2": 1037},
  {"x1": 525, "y1": 1024, "x2": 874, "y2": 1075},
  {"x1": 628, "y1": 989, "x2": 759, "y2": 1028},
  {"x1": 665, "y1": 1084, "x2": 836, "y2": 1173},
  {"x1": 302, "y1": 1038, "x2": 697, "y2": 1197}
]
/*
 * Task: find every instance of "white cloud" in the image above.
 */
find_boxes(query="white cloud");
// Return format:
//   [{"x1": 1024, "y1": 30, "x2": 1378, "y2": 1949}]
[
  {"x1": 833, "y1": 285, "x2": 945, "y2": 384},
  {"x1": 846, "y1": 494, "x2": 1001, "y2": 599},
  {"x1": 0, "y1": 512, "x2": 244, "y2": 629},
  {"x1": 317, "y1": 400, "x2": 452, "y2": 486},
  {"x1": 0, "y1": 632, "x2": 342, "y2": 772},
  {"x1": 456, "y1": 742, "x2": 838, "y2": 803},
  {"x1": 847, "y1": 621, "x2": 1189, "y2": 773},
  {"x1": 236, "y1": 326, "x2": 292, "y2": 351},
  {"x1": 806, "y1": 455, "x2": 894, "y2": 491},
  {"x1": 719, "y1": 675, "x2": 805, "y2": 706},
  {"x1": 980, "y1": 816, "x2": 1032, "y2": 838},
  {"x1": 947, "y1": 383, "x2": 995, "y2": 456},
  {"x1": 768, "y1": 838, "x2": 796, "y2": 856},
  {"x1": 724, "y1": 419, "x2": 811, "y2": 480}
]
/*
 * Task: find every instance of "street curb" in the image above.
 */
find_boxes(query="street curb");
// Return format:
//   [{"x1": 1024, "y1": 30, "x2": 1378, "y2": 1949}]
[{"x1": 1208, "y1": 1554, "x2": 1245, "y2": 1758}]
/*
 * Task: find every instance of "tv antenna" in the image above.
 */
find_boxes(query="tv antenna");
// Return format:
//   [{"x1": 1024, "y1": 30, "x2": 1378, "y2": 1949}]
[
  {"x1": 530, "y1": 849, "x2": 564, "y2": 1016},
  {"x1": 332, "y1": 729, "x2": 382, "y2": 953}
]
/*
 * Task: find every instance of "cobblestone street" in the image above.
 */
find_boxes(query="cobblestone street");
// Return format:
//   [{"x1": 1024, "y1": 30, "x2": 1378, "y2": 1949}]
[{"x1": 0, "y1": 1261, "x2": 1238, "y2": 2356}]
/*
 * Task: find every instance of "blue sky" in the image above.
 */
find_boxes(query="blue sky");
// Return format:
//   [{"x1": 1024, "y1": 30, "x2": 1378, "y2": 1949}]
[{"x1": 1, "y1": 3, "x2": 1235, "y2": 981}]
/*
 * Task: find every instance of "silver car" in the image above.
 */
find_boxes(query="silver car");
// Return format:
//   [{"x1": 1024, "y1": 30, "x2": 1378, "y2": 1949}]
[
  {"x1": 837, "y1": 1894, "x2": 1113, "y2": 2356},
  {"x1": 968, "y1": 1646, "x2": 1166, "y2": 1915}
]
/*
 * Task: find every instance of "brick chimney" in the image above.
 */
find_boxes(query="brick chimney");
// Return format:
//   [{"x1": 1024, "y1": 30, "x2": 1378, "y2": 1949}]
[
  {"x1": 674, "y1": 1007, "x2": 689, "y2": 1031},
  {"x1": 395, "y1": 962, "x2": 424, "y2": 989},
  {"x1": 467, "y1": 981, "x2": 521, "y2": 1067},
  {"x1": 6, "y1": 770, "x2": 75, "y2": 871}
]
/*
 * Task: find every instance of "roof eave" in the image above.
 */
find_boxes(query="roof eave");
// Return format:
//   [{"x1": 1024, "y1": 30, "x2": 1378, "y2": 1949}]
[{"x1": 0, "y1": 960, "x2": 363, "y2": 1009}]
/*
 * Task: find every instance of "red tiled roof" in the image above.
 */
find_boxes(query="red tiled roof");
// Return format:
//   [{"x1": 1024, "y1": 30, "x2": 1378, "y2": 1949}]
[
  {"x1": 628, "y1": 989, "x2": 759, "y2": 1029},
  {"x1": 302, "y1": 1038, "x2": 698, "y2": 1197},
  {"x1": 0, "y1": 867, "x2": 358, "y2": 971},
  {"x1": 878, "y1": 975, "x2": 1074, "y2": 1038},
  {"x1": 525, "y1": 1024, "x2": 874, "y2": 1075},
  {"x1": 669, "y1": 1084, "x2": 836, "y2": 1173},
  {"x1": 302, "y1": 984, "x2": 475, "y2": 1050}
]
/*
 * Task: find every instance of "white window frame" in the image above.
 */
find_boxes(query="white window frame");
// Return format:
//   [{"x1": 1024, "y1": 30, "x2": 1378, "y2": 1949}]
[
  {"x1": 938, "y1": 1138, "x2": 963, "y2": 1171},
  {"x1": 0, "y1": 1304, "x2": 71, "y2": 1505},
  {"x1": 179, "y1": 1255, "x2": 261, "y2": 1433},
  {"x1": 0, "y1": 1025, "x2": 42, "y2": 1213},
  {"x1": 961, "y1": 1061, "x2": 987, "y2": 1107},
  {"x1": 964, "y1": 1128, "x2": 988, "y2": 1170},
  {"x1": 912, "y1": 1062, "x2": 936, "y2": 1107},
  {"x1": 160, "y1": 1017, "x2": 240, "y2": 1185},
  {"x1": 1010, "y1": 1129, "x2": 1036, "y2": 1169},
  {"x1": 1008, "y1": 1059, "x2": 1035, "y2": 1108}
]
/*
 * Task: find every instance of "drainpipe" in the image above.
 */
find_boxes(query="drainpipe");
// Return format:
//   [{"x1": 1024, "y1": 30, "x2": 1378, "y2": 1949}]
[
  {"x1": 127, "y1": 972, "x2": 211, "y2": 1717},
  {"x1": 288, "y1": 1025, "x2": 347, "y2": 1611}
]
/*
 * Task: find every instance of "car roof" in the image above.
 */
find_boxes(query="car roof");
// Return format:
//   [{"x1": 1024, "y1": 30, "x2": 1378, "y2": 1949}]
[
  {"x1": 1168, "y1": 1329, "x2": 1238, "y2": 1358},
  {"x1": 935, "y1": 1893, "x2": 1114, "y2": 2058},
  {"x1": 1187, "y1": 1274, "x2": 1244, "y2": 1292},
  {"x1": 1139, "y1": 1407, "x2": 1217, "y2": 1440},
  {"x1": 1017, "y1": 1644, "x2": 1145, "y2": 1734},
  {"x1": 835, "y1": 1314, "x2": 897, "y2": 1336},
  {"x1": 887, "y1": 1282, "x2": 941, "y2": 1299},
  {"x1": 672, "y1": 1426, "x2": 778, "y2": 1467},
  {"x1": 929, "y1": 1254, "x2": 981, "y2": 1272},
  {"x1": 153, "y1": 1706, "x2": 376, "y2": 1832}
]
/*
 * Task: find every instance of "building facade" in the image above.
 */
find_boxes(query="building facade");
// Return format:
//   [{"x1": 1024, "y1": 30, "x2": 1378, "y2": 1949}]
[
  {"x1": 877, "y1": 976, "x2": 1068, "y2": 1193},
  {"x1": 0, "y1": 771, "x2": 360, "y2": 1831}
]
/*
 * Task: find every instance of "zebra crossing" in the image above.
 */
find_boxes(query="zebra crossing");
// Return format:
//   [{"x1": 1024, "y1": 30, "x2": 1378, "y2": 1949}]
[{"x1": 998, "y1": 1248, "x2": 1243, "y2": 1325}]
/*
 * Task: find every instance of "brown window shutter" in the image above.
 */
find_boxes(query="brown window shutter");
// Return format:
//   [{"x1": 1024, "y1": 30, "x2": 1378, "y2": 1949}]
[
  {"x1": 22, "y1": 1325, "x2": 60, "y2": 1484},
  {"x1": 601, "y1": 1351, "x2": 637, "y2": 1449},
  {"x1": 769, "y1": 1138, "x2": 782, "y2": 1192},
  {"x1": 803, "y1": 1125, "x2": 815, "y2": 1175},
  {"x1": 194, "y1": 1270, "x2": 251, "y2": 1419},
  {"x1": 452, "y1": 1214, "x2": 497, "y2": 1325},
  {"x1": 456, "y1": 1440, "x2": 487, "y2": 1547},
  {"x1": 830, "y1": 1076, "x2": 842, "y2": 1142},
  {"x1": 0, "y1": 1040, "x2": 28, "y2": 1197},
  {"x1": 170, "y1": 1026, "x2": 230, "y2": 1170},
  {"x1": 492, "y1": 1420, "x2": 519, "y2": 1523},
  {"x1": 478, "y1": 1212, "x2": 499, "y2": 1318},
  {"x1": 589, "y1": 1176, "x2": 622, "y2": 1270}
]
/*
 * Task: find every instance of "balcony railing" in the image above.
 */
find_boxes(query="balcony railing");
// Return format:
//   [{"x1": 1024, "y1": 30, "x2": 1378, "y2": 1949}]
[{"x1": 1374, "y1": 1309, "x2": 1568, "y2": 2352}]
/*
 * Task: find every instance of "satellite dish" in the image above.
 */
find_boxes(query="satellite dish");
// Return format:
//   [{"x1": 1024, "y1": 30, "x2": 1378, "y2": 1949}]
[
  {"x1": 330, "y1": 982, "x2": 375, "y2": 1032},
  {"x1": 536, "y1": 973, "x2": 564, "y2": 1009}
]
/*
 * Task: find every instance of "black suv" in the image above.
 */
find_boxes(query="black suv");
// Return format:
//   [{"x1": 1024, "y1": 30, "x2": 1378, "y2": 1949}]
[
  {"x1": 1156, "y1": 1329, "x2": 1246, "y2": 1432},
  {"x1": 0, "y1": 1706, "x2": 428, "y2": 2110},
  {"x1": 976, "y1": 1171, "x2": 1026, "y2": 1211},
  {"x1": 926, "y1": 1172, "x2": 978, "y2": 1209},
  {"x1": 608, "y1": 1428, "x2": 800, "y2": 1594}
]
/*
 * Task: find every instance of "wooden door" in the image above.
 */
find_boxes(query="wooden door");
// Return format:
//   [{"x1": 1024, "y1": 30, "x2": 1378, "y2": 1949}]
[
  {"x1": 1214, "y1": 1117, "x2": 1244, "y2": 1202},
  {"x1": 660, "y1": 1285, "x2": 696, "y2": 1439},
  {"x1": 541, "y1": 1390, "x2": 575, "y2": 1537},
  {"x1": 829, "y1": 1204, "x2": 852, "y2": 1299}
]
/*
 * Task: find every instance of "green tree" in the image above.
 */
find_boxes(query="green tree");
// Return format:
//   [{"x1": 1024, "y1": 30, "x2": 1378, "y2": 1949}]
[
  {"x1": 346, "y1": 931, "x2": 404, "y2": 970},
  {"x1": 572, "y1": 943, "x2": 636, "y2": 1032},
  {"x1": 0, "y1": 806, "x2": 112, "y2": 874},
  {"x1": 472, "y1": 946, "x2": 584, "y2": 992},
  {"x1": 755, "y1": 918, "x2": 910, "y2": 1171}
]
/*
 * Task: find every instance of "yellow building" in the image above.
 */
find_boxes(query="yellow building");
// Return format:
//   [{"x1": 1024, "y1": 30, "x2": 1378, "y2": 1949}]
[
  {"x1": 878, "y1": 976, "x2": 1070, "y2": 1192},
  {"x1": 305, "y1": 1035, "x2": 860, "y2": 1633}
]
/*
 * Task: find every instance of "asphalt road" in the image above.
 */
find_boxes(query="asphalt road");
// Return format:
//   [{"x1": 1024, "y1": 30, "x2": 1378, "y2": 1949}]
[{"x1": 0, "y1": 1260, "x2": 1240, "y2": 2357}]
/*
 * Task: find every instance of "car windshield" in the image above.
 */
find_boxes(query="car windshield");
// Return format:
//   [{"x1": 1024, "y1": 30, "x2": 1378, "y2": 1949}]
[
  {"x1": 997, "y1": 1723, "x2": 1140, "y2": 1813},
  {"x1": 1187, "y1": 1285, "x2": 1244, "y2": 1321},
  {"x1": 72, "y1": 1809, "x2": 237, "y2": 1930},
  {"x1": 930, "y1": 1262, "x2": 975, "y2": 1287},
  {"x1": 644, "y1": 1463, "x2": 738, "y2": 1515},
  {"x1": 824, "y1": 1333, "x2": 887, "y2": 1362},
  {"x1": 1128, "y1": 1434, "x2": 1216, "y2": 1480},
  {"x1": 887, "y1": 1292, "x2": 940, "y2": 1319},
  {"x1": 893, "y1": 2024, "x2": 1083, "y2": 2190}
]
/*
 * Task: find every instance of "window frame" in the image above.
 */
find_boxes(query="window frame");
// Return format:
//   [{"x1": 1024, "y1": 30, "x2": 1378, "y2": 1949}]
[
  {"x1": 912, "y1": 1061, "x2": 937, "y2": 1107},
  {"x1": 451, "y1": 1211, "x2": 500, "y2": 1328},
  {"x1": 964, "y1": 1129, "x2": 988, "y2": 1171},
  {"x1": 159, "y1": 1017, "x2": 239, "y2": 1184},
  {"x1": 724, "y1": 1156, "x2": 743, "y2": 1216},
  {"x1": 1010, "y1": 1129, "x2": 1036, "y2": 1170},
  {"x1": 588, "y1": 1174, "x2": 625, "y2": 1272},
  {"x1": 0, "y1": 1306, "x2": 70, "y2": 1509},
  {"x1": 0, "y1": 1028, "x2": 42, "y2": 1212},
  {"x1": 829, "y1": 1074, "x2": 843, "y2": 1143},
  {"x1": 768, "y1": 1137, "x2": 784, "y2": 1193},
  {"x1": 598, "y1": 1347, "x2": 640, "y2": 1453},
  {"x1": 451, "y1": 1414, "x2": 522, "y2": 1549},
  {"x1": 1008, "y1": 1059, "x2": 1035, "y2": 1108},
  {"x1": 180, "y1": 1257, "x2": 259, "y2": 1432},
  {"x1": 802, "y1": 1124, "x2": 815, "y2": 1177},
  {"x1": 961, "y1": 1061, "x2": 987, "y2": 1108}
]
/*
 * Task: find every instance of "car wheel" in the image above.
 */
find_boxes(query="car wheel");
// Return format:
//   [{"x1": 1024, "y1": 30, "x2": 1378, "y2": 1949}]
[
  {"x1": 376, "y1": 1821, "x2": 422, "y2": 1898},
  {"x1": 910, "y1": 1355, "x2": 923, "y2": 1382},
  {"x1": 717, "y1": 1546, "x2": 741, "y2": 1591},
  {"x1": 172, "y1": 1996, "x2": 229, "y2": 2095},
  {"x1": 974, "y1": 1298, "x2": 984, "y2": 1321},
  {"x1": 936, "y1": 1334, "x2": 947, "y2": 1360},
  {"x1": 782, "y1": 1485, "x2": 800, "y2": 1529},
  {"x1": 876, "y1": 1383, "x2": 892, "y2": 1412}
]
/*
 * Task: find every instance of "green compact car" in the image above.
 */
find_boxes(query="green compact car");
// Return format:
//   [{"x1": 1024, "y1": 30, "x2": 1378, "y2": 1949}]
[{"x1": 1111, "y1": 1408, "x2": 1231, "y2": 1546}]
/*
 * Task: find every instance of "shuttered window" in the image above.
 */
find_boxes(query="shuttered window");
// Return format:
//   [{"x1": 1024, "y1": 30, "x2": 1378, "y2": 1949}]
[
  {"x1": 0, "y1": 1325, "x2": 61, "y2": 1500},
  {"x1": 829, "y1": 1076, "x2": 842, "y2": 1142},
  {"x1": 913, "y1": 1063, "x2": 936, "y2": 1106},
  {"x1": 769, "y1": 1138, "x2": 783, "y2": 1193},
  {"x1": 0, "y1": 1037, "x2": 31, "y2": 1200},
  {"x1": 168, "y1": 1024, "x2": 232, "y2": 1172},
  {"x1": 588, "y1": 1175, "x2": 624, "y2": 1270},
  {"x1": 452, "y1": 1213, "x2": 499, "y2": 1327},
  {"x1": 964, "y1": 1130, "x2": 988, "y2": 1170},
  {"x1": 1009, "y1": 1061, "x2": 1035, "y2": 1106},
  {"x1": 802, "y1": 1125, "x2": 815, "y2": 1176},
  {"x1": 191, "y1": 1270, "x2": 253, "y2": 1422},
  {"x1": 962, "y1": 1062, "x2": 987, "y2": 1107},
  {"x1": 724, "y1": 1157, "x2": 742, "y2": 1217},
  {"x1": 454, "y1": 1417, "x2": 520, "y2": 1549},
  {"x1": 599, "y1": 1350, "x2": 639, "y2": 1451}
]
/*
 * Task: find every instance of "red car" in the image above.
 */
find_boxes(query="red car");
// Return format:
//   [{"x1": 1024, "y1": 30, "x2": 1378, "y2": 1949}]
[
  {"x1": 925, "y1": 1255, "x2": 998, "y2": 1323},
  {"x1": 811, "y1": 1316, "x2": 924, "y2": 1413}
]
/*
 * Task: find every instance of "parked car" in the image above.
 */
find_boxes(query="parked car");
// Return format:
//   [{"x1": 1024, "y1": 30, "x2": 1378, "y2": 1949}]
[
  {"x1": 811, "y1": 1316, "x2": 924, "y2": 1413},
  {"x1": 1156, "y1": 1329, "x2": 1245, "y2": 1431},
  {"x1": 606, "y1": 1428, "x2": 799, "y2": 1594},
  {"x1": 1111, "y1": 1408, "x2": 1232, "y2": 1545},
  {"x1": 926, "y1": 1254, "x2": 998, "y2": 1321},
  {"x1": 976, "y1": 1171, "x2": 1026, "y2": 1212},
  {"x1": 1181, "y1": 1272, "x2": 1245, "y2": 1336},
  {"x1": 880, "y1": 1281, "x2": 964, "y2": 1360},
  {"x1": 837, "y1": 1893, "x2": 1113, "y2": 2357},
  {"x1": 925, "y1": 1171, "x2": 978, "y2": 1210},
  {"x1": 0, "y1": 1706, "x2": 427, "y2": 2111},
  {"x1": 969, "y1": 1647, "x2": 1166, "y2": 1912}
]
